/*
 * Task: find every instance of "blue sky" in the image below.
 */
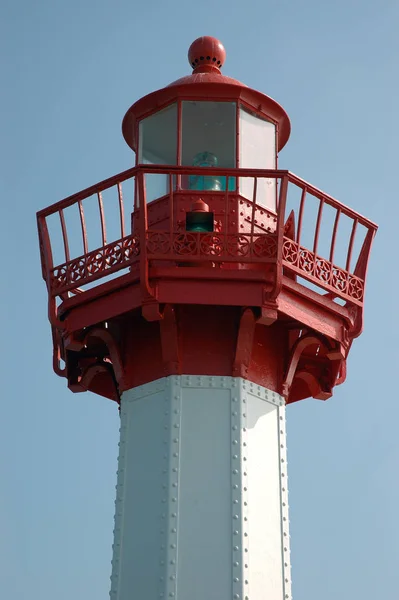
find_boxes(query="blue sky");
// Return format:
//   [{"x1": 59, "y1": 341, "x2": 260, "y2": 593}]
[{"x1": 1, "y1": 1, "x2": 398, "y2": 598}]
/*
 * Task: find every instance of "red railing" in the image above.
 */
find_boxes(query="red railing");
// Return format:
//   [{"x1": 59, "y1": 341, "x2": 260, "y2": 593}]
[{"x1": 37, "y1": 165, "x2": 377, "y2": 317}]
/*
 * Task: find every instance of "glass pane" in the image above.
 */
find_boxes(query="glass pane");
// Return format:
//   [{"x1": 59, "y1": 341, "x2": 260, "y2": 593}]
[
  {"x1": 181, "y1": 101, "x2": 236, "y2": 191},
  {"x1": 139, "y1": 103, "x2": 177, "y2": 164},
  {"x1": 239, "y1": 107, "x2": 276, "y2": 211},
  {"x1": 139, "y1": 104, "x2": 177, "y2": 202}
]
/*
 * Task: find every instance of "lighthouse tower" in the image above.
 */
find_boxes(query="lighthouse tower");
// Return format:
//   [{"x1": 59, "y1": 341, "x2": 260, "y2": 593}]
[{"x1": 37, "y1": 37, "x2": 377, "y2": 600}]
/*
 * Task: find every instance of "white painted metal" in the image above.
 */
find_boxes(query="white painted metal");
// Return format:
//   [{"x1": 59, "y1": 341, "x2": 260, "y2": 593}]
[{"x1": 110, "y1": 376, "x2": 291, "y2": 600}]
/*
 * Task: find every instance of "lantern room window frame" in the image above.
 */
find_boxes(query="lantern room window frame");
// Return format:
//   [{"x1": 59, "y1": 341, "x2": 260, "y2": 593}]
[{"x1": 135, "y1": 98, "x2": 279, "y2": 172}]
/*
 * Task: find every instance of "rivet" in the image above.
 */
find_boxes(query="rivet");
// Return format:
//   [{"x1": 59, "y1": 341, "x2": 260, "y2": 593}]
[
  {"x1": 234, "y1": 561, "x2": 239, "y2": 566},
  {"x1": 170, "y1": 544, "x2": 176, "y2": 549},
  {"x1": 233, "y1": 499, "x2": 239, "y2": 504},
  {"x1": 233, "y1": 469, "x2": 239, "y2": 474},
  {"x1": 232, "y1": 426, "x2": 238, "y2": 430},
  {"x1": 234, "y1": 546, "x2": 239, "y2": 551},
  {"x1": 171, "y1": 528, "x2": 177, "y2": 533},
  {"x1": 234, "y1": 530, "x2": 239, "y2": 535},
  {"x1": 172, "y1": 483, "x2": 178, "y2": 488},
  {"x1": 171, "y1": 512, "x2": 177, "y2": 517},
  {"x1": 172, "y1": 497, "x2": 177, "y2": 502},
  {"x1": 173, "y1": 453, "x2": 178, "y2": 457},
  {"x1": 233, "y1": 484, "x2": 239, "y2": 489},
  {"x1": 232, "y1": 411, "x2": 238, "y2": 416},
  {"x1": 232, "y1": 397, "x2": 238, "y2": 402},
  {"x1": 174, "y1": 424, "x2": 179, "y2": 428},
  {"x1": 170, "y1": 575, "x2": 176, "y2": 580},
  {"x1": 234, "y1": 514, "x2": 239, "y2": 519},
  {"x1": 171, "y1": 559, "x2": 176, "y2": 565},
  {"x1": 173, "y1": 438, "x2": 178, "y2": 443},
  {"x1": 233, "y1": 454, "x2": 238, "y2": 459},
  {"x1": 234, "y1": 577, "x2": 239, "y2": 582},
  {"x1": 233, "y1": 440, "x2": 238, "y2": 445}
]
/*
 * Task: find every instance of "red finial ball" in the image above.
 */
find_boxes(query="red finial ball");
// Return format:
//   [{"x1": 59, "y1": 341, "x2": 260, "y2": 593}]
[{"x1": 188, "y1": 36, "x2": 226, "y2": 73}]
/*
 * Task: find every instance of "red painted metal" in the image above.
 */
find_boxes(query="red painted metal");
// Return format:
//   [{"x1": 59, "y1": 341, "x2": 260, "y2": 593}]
[
  {"x1": 37, "y1": 38, "x2": 377, "y2": 404},
  {"x1": 188, "y1": 36, "x2": 226, "y2": 73}
]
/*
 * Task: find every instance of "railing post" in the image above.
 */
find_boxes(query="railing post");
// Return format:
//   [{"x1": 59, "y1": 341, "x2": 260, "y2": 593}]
[
  {"x1": 273, "y1": 174, "x2": 289, "y2": 298},
  {"x1": 137, "y1": 169, "x2": 161, "y2": 321},
  {"x1": 137, "y1": 169, "x2": 149, "y2": 292}
]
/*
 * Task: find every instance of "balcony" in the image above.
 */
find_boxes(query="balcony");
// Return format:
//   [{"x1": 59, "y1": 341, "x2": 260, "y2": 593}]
[{"x1": 37, "y1": 165, "x2": 377, "y2": 386}]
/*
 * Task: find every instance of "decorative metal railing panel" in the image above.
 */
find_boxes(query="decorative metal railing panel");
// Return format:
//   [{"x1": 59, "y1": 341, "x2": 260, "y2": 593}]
[
  {"x1": 146, "y1": 231, "x2": 278, "y2": 261},
  {"x1": 50, "y1": 234, "x2": 140, "y2": 296},
  {"x1": 282, "y1": 238, "x2": 364, "y2": 305}
]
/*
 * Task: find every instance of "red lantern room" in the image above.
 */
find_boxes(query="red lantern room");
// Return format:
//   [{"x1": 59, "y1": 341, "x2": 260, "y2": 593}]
[{"x1": 37, "y1": 35, "x2": 377, "y2": 405}]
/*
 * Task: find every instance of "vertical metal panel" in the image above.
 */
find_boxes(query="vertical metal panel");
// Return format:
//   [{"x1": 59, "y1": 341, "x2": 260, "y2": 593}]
[
  {"x1": 177, "y1": 383, "x2": 232, "y2": 599},
  {"x1": 111, "y1": 381, "x2": 168, "y2": 599},
  {"x1": 244, "y1": 388, "x2": 285, "y2": 599}
]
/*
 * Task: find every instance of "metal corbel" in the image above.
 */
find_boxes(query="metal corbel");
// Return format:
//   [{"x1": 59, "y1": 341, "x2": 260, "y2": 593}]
[{"x1": 233, "y1": 307, "x2": 257, "y2": 378}]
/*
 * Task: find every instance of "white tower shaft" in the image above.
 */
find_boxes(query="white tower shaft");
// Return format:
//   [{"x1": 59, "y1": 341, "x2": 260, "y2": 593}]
[{"x1": 110, "y1": 376, "x2": 292, "y2": 600}]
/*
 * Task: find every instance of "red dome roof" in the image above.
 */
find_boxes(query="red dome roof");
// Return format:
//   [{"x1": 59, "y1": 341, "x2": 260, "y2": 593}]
[{"x1": 122, "y1": 37, "x2": 291, "y2": 152}]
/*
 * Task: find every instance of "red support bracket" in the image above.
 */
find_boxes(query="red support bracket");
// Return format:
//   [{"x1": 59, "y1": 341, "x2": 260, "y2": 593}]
[
  {"x1": 160, "y1": 304, "x2": 181, "y2": 375},
  {"x1": 233, "y1": 308, "x2": 257, "y2": 378}
]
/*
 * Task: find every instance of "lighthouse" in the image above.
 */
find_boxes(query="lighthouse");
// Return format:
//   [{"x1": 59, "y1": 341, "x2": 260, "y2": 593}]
[{"x1": 37, "y1": 36, "x2": 377, "y2": 600}]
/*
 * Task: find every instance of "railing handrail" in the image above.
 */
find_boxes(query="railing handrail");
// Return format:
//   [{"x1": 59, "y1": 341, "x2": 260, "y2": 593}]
[{"x1": 36, "y1": 164, "x2": 378, "y2": 232}]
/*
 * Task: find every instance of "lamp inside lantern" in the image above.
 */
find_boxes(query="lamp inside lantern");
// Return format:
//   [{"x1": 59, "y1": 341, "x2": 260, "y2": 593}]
[{"x1": 185, "y1": 199, "x2": 214, "y2": 233}]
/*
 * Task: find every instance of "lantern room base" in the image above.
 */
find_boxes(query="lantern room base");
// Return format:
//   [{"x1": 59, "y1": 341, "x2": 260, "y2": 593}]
[{"x1": 110, "y1": 375, "x2": 292, "y2": 600}]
